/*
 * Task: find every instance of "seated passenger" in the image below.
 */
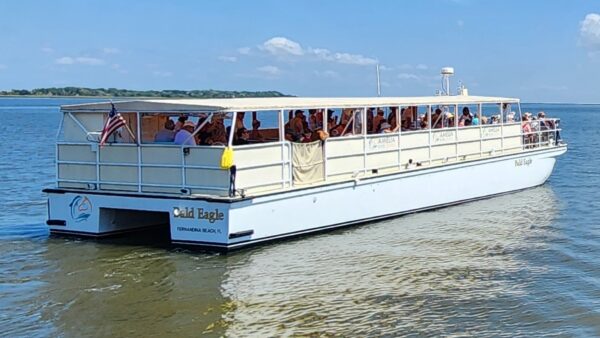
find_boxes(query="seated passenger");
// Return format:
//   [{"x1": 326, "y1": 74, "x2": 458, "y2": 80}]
[
  {"x1": 372, "y1": 109, "x2": 385, "y2": 133},
  {"x1": 379, "y1": 122, "x2": 392, "y2": 133},
  {"x1": 431, "y1": 108, "x2": 443, "y2": 129},
  {"x1": 472, "y1": 114, "x2": 480, "y2": 125},
  {"x1": 154, "y1": 119, "x2": 176, "y2": 142},
  {"x1": 459, "y1": 107, "x2": 471, "y2": 127},
  {"x1": 174, "y1": 121, "x2": 197, "y2": 146},
  {"x1": 401, "y1": 108, "x2": 413, "y2": 130},
  {"x1": 235, "y1": 112, "x2": 246, "y2": 130},
  {"x1": 292, "y1": 110, "x2": 306, "y2": 136},
  {"x1": 206, "y1": 114, "x2": 227, "y2": 145},
  {"x1": 174, "y1": 115, "x2": 188, "y2": 132},
  {"x1": 445, "y1": 112, "x2": 454, "y2": 127},
  {"x1": 233, "y1": 128, "x2": 250, "y2": 145},
  {"x1": 249, "y1": 119, "x2": 264, "y2": 141}
]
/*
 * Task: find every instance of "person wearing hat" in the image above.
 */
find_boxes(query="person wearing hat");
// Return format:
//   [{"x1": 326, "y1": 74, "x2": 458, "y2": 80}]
[
  {"x1": 379, "y1": 122, "x2": 392, "y2": 133},
  {"x1": 174, "y1": 120, "x2": 197, "y2": 145}
]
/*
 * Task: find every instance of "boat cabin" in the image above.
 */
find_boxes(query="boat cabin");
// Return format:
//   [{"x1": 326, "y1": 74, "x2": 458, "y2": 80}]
[{"x1": 56, "y1": 96, "x2": 561, "y2": 199}]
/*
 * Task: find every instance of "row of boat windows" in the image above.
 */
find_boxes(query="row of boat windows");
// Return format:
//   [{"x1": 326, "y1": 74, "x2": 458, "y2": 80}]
[{"x1": 106, "y1": 104, "x2": 519, "y2": 146}]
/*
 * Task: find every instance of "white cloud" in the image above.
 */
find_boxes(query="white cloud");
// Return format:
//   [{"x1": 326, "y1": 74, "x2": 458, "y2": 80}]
[
  {"x1": 261, "y1": 37, "x2": 304, "y2": 56},
  {"x1": 257, "y1": 36, "x2": 377, "y2": 66},
  {"x1": 152, "y1": 71, "x2": 173, "y2": 77},
  {"x1": 580, "y1": 13, "x2": 600, "y2": 50},
  {"x1": 218, "y1": 56, "x2": 237, "y2": 62},
  {"x1": 56, "y1": 57, "x2": 75, "y2": 65},
  {"x1": 103, "y1": 47, "x2": 120, "y2": 54},
  {"x1": 312, "y1": 49, "x2": 377, "y2": 65},
  {"x1": 398, "y1": 73, "x2": 420, "y2": 80},
  {"x1": 379, "y1": 65, "x2": 393, "y2": 71},
  {"x1": 314, "y1": 70, "x2": 339, "y2": 78},
  {"x1": 237, "y1": 47, "x2": 251, "y2": 55},
  {"x1": 55, "y1": 56, "x2": 105, "y2": 66},
  {"x1": 257, "y1": 65, "x2": 281, "y2": 76}
]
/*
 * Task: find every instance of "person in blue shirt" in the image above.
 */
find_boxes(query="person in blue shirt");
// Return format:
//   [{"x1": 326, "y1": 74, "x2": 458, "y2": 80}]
[{"x1": 174, "y1": 120, "x2": 197, "y2": 145}]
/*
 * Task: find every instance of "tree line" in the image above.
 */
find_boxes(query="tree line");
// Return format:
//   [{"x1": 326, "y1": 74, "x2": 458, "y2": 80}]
[{"x1": 0, "y1": 87, "x2": 290, "y2": 98}]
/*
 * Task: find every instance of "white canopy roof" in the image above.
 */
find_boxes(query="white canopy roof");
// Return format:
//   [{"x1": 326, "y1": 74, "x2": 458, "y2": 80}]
[{"x1": 61, "y1": 95, "x2": 520, "y2": 113}]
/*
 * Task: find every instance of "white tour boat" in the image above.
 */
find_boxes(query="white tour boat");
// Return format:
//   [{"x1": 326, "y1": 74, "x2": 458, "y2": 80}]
[{"x1": 44, "y1": 75, "x2": 566, "y2": 250}]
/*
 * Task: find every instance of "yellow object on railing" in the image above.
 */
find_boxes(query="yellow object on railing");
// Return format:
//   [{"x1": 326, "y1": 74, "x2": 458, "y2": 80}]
[{"x1": 220, "y1": 147, "x2": 234, "y2": 169}]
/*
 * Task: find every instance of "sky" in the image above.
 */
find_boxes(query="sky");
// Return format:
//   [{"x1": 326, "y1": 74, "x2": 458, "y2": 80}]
[{"x1": 0, "y1": 0, "x2": 599, "y2": 103}]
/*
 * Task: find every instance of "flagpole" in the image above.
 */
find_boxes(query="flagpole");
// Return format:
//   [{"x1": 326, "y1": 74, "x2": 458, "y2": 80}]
[{"x1": 110, "y1": 100, "x2": 137, "y2": 144}]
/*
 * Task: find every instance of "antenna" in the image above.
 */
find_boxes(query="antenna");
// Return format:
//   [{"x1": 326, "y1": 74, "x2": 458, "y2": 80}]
[{"x1": 376, "y1": 64, "x2": 381, "y2": 97}]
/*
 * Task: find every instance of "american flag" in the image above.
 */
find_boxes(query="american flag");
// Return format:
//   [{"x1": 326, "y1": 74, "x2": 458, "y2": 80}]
[{"x1": 99, "y1": 103, "x2": 126, "y2": 147}]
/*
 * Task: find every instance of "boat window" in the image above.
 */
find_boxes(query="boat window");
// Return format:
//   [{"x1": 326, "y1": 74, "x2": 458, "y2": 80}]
[
  {"x1": 140, "y1": 111, "x2": 234, "y2": 146},
  {"x1": 413, "y1": 105, "x2": 430, "y2": 130},
  {"x1": 328, "y1": 107, "x2": 363, "y2": 137},
  {"x1": 482, "y1": 104, "x2": 502, "y2": 125},
  {"x1": 233, "y1": 110, "x2": 280, "y2": 146}
]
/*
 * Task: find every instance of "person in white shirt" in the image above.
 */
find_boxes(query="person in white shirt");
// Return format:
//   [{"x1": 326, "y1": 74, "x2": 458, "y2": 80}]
[{"x1": 174, "y1": 120, "x2": 197, "y2": 146}]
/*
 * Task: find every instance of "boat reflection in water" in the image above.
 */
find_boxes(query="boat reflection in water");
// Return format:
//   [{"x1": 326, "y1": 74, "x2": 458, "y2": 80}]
[{"x1": 38, "y1": 185, "x2": 559, "y2": 336}]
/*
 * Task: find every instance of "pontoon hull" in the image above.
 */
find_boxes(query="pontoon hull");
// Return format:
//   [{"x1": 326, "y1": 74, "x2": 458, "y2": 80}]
[{"x1": 45, "y1": 146, "x2": 566, "y2": 250}]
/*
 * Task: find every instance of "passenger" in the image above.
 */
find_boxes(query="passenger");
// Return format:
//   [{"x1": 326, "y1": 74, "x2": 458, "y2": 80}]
[
  {"x1": 472, "y1": 113, "x2": 480, "y2": 125},
  {"x1": 420, "y1": 114, "x2": 429, "y2": 129},
  {"x1": 174, "y1": 115, "x2": 188, "y2": 132},
  {"x1": 372, "y1": 109, "x2": 385, "y2": 133},
  {"x1": 292, "y1": 110, "x2": 305, "y2": 136},
  {"x1": 445, "y1": 112, "x2": 454, "y2": 128},
  {"x1": 379, "y1": 122, "x2": 392, "y2": 133},
  {"x1": 341, "y1": 109, "x2": 353, "y2": 125},
  {"x1": 206, "y1": 114, "x2": 227, "y2": 145},
  {"x1": 315, "y1": 109, "x2": 324, "y2": 130},
  {"x1": 174, "y1": 120, "x2": 196, "y2": 146},
  {"x1": 502, "y1": 103, "x2": 515, "y2": 123},
  {"x1": 301, "y1": 131, "x2": 313, "y2": 143},
  {"x1": 235, "y1": 112, "x2": 246, "y2": 130},
  {"x1": 154, "y1": 119, "x2": 176, "y2": 142},
  {"x1": 388, "y1": 107, "x2": 399, "y2": 130},
  {"x1": 195, "y1": 116, "x2": 211, "y2": 145},
  {"x1": 431, "y1": 108, "x2": 443, "y2": 129},
  {"x1": 522, "y1": 114, "x2": 534, "y2": 146},
  {"x1": 401, "y1": 108, "x2": 414, "y2": 130},
  {"x1": 233, "y1": 128, "x2": 250, "y2": 145},
  {"x1": 308, "y1": 109, "x2": 318, "y2": 131},
  {"x1": 459, "y1": 107, "x2": 471, "y2": 127},
  {"x1": 249, "y1": 119, "x2": 264, "y2": 141}
]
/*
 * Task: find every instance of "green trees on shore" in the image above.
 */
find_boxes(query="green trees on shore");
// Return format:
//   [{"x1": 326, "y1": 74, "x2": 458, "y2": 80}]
[{"x1": 0, "y1": 87, "x2": 290, "y2": 98}]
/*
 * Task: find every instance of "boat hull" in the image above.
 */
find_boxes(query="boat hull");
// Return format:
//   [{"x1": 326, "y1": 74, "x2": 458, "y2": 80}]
[{"x1": 45, "y1": 146, "x2": 566, "y2": 250}]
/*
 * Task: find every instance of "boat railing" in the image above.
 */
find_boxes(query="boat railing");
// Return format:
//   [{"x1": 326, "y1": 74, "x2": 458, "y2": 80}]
[{"x1": 55, "y1": 112, "x2": 562, "y2": 197}]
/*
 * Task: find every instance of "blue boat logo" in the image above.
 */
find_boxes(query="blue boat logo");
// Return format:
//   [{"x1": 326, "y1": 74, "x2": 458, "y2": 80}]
[{"x1": 69, "y1": 195, "x2": 92, "y2": 222}]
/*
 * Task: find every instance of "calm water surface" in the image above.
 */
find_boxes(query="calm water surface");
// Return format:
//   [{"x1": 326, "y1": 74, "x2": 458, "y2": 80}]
[{"x1": 0, "y1": 98, "x2": 599, "y2": 337}]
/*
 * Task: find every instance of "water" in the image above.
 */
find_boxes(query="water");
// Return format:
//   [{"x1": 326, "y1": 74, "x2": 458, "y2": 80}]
[{"x1": 0, "y1": 98, "x2": 599, "y2": 337}]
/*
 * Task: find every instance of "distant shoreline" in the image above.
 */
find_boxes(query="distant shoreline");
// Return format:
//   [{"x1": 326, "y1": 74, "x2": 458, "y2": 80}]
[{"x1": 0, "y1": 87, "x2": 291, "y2": 99}]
